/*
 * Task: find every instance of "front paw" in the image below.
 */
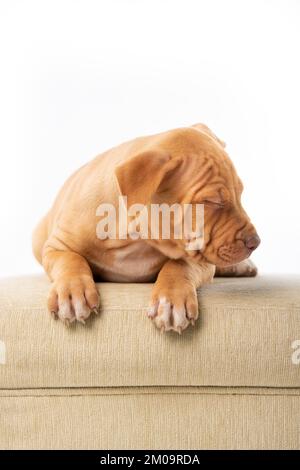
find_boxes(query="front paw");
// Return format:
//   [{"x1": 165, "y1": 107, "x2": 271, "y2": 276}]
[
  {"x1": 215, "y1": 259, "x2": 258, "y2": 277},
  {"x1": 47, "y1": 275, "x2": 100, "y2": 325},
  {"x1": 147, "y1": 283, "x2": 198, "y2": 334}
]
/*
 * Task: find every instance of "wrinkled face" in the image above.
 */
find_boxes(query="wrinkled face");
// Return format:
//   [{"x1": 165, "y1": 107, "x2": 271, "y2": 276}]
[
  {"x1": 115, "y1": 125, "x2": 260, "y2": 267},
  {"x1": 189, "y1": 157, "x2": 260, "y2": 267},
  {"x1": 174, "y1": 133, "x2": 260, "y2": 267},
  {"x1": 186, "y1": 125, "x2": 260, "y2": 266},
  {"x1": 150, "y1": 153, "x2": 260, "y2": 267}
]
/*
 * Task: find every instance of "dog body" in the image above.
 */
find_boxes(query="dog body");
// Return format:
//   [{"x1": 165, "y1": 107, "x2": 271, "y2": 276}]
[{"x1": 33, "y1": 124, "x2": 260, "y2": 332}]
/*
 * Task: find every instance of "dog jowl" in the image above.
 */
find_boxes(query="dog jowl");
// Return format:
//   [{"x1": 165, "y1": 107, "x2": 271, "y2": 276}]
[{"x1": 32, "y1": 123, "x2": 260, "y2": 333}]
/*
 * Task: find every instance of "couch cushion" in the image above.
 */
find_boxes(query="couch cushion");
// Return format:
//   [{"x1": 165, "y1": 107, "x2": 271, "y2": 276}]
[{"x1": 0, "y1": 274, "x2": 299, "y2": 389}]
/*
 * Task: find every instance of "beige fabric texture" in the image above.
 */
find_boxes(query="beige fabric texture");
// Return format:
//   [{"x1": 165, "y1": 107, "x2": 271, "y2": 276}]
[
  {"x1": 0, "y1": 274, "x2": 300, "y2": 449},
  {"x1": 1, "y1": 275, "x2": 300, "y2": 389},
  {"x1": 1, "y1": 387, "x2": 300, "y2": 449}
]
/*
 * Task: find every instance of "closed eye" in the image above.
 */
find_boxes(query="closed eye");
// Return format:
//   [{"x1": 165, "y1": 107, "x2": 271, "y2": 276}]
[{"x1": 202, "y1": 200, "x2": 226, "y2": 209}]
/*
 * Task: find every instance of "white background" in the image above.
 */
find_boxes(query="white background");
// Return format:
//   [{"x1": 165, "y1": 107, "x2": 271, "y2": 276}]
[{"x1": 0, "y1": 0, "x2": 299, "y2": 277}]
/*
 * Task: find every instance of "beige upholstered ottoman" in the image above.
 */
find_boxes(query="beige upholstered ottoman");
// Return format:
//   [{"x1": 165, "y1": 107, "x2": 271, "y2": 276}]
[{"x1": 0, "y1": 274, "x2": 299, "y2": 449}]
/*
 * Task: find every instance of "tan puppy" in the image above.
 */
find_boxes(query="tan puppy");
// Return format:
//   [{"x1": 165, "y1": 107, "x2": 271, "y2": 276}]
[{"x1": 32, "y1": 124, "x2": 260, "y2": 332}]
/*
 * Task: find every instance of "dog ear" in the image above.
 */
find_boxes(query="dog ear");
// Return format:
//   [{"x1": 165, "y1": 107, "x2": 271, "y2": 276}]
[
  {"x1": 192, "y1": 123, "x2": 226, "y2": 148},
  {"x1": 115, "y1": 150, "x2": 182, "y2": 206}
]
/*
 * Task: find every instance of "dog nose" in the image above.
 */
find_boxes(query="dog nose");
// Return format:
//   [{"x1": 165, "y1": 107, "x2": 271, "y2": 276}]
[{"x1": 245, "y1": 234, "x2": 260, "y2": 251}]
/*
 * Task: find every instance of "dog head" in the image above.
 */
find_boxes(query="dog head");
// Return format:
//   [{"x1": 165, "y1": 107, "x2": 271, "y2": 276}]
[{"x1": 115, "y1": 125, "x2": 260, "y2": 267}]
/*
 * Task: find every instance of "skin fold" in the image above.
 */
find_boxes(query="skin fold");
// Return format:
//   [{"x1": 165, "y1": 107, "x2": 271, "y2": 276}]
[{"x1": 32, "y1": 123, "x2": 260, "y2": 332}]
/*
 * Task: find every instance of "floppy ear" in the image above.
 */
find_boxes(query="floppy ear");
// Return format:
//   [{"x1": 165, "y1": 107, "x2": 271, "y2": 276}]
[
  {"x1": 115, "y1": 150, "x2": 182, "y2": 206},
  {"x1": 191, "y1": 123, "x2": 226, "y2": 148}
]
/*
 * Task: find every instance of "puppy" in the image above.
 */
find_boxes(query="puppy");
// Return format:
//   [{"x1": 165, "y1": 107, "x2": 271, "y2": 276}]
[{"x1": 32, "y1": 123, "x2": 260, "y2": 332}]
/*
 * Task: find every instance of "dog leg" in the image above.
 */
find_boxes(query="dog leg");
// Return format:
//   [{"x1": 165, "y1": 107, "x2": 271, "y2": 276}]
[
  {"x1": 42, "y1": 248, "x2": 100, "y2": 325},
  {"x1": 147, "y1": 259, "x2": 215, "y2": 333},
  {"x1": 215, "y1": 259, "x2": 258, "y2": 277}
]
